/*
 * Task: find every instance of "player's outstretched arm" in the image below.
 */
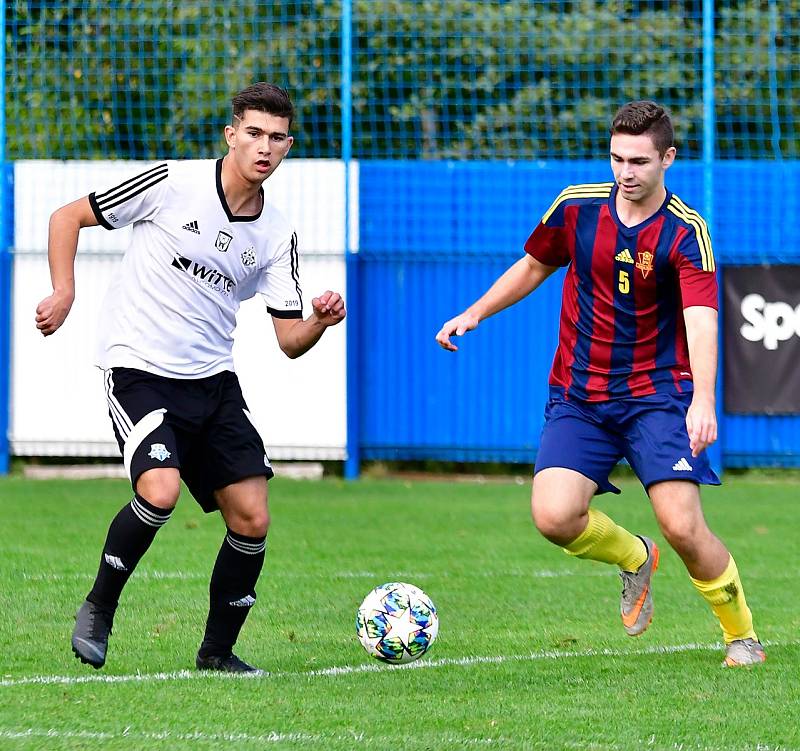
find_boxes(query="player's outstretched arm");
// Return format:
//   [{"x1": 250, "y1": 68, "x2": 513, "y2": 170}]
[
  {"x1": 684, "y1": 305, "x2": 718, "y2": 457},
  {"x1": 35, "y1": 196, "x2": 100, "y2": 337},
  {"x1": 435, "y1": 254, "x2": 557, "y2": 351},
  {"x1": 271, "y1": 290, "x2": 346, "y2": 359}
]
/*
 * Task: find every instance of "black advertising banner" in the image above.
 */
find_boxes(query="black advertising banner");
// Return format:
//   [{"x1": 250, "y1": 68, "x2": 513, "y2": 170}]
[{"x1": 724, "y1": 265, "x2": 800, "y2": 414}]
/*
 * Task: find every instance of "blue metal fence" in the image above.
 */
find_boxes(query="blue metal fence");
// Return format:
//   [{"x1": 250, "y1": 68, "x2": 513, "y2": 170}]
[
  {"x1": 3, "y1": 0, "x2": 800, "y2": 475},
  {"x1": 0, "y1": 0, "x2": 9, "y2": 474},
  {"x1": 357, "y1": 160, "x2": 800, "y2": 467}
]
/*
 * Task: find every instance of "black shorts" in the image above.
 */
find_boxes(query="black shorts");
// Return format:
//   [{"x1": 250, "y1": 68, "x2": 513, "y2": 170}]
[{"x1": 104, "y1": 367, "x2": 273, "y2": 513}]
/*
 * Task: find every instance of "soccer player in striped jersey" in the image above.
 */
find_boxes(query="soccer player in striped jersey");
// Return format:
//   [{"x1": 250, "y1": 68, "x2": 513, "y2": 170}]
[
  {"x1": 35, "y1": 83, "x2": 346, "y2": 673},
  {"x1": 436, "y1": 101, "x2": 764, "y2": 667}
]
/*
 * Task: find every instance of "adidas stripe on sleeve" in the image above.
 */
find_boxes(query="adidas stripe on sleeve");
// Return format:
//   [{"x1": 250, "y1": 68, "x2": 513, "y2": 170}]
[
  {"x1": 257, "y1": 231, "x2": 303, "y2": 319},
  {"x1": 524, "y1": 183, "x2": 614, "y2": 267},
  {"x1": 668, "y1": 198, "x2": 718, "y2": 310},
  {"x1": 89, "y1": 163, "x2": 170, "y2": 230}
]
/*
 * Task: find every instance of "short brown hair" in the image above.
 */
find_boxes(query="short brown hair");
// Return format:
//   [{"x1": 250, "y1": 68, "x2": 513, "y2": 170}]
[
  {"x1": 610, "y1": 100, "x2": 674, "y2": 157},
  {"x1": 232, "y1": 82, "x2": 295, "y2": 129}
]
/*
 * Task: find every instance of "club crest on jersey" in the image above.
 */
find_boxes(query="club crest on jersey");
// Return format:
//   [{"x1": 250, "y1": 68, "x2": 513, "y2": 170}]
[
  {"x1": 241, "y1": 246, "x2": 256, "y2": 267},
  {"x1": 636, "y1": 250, "x2": 654, "y2": 279},
  {"x1": 148, "y1": 443, "x2": 171, "y2": 461},
  {"x1": 215, "y1": 230, "x2": 233, "y2": 252}
]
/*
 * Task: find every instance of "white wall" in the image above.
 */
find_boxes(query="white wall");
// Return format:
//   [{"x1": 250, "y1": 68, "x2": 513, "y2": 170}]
[{"x1": 11, "y1": 159, "x2": 355, "y2": 460}]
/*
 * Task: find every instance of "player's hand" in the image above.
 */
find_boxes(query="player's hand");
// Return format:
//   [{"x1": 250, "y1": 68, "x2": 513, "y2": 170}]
[
  {"x1": 35, "y1": 289, "x2": 75, "y2": 337},
  {"x1": 686, "y1": 394, "x2": 717, "y2": 457},
  {"x1": 435, "y1": 312, "x2": 480, "y2": 352},
  {"x1": 311, "y1": 290, "x2": 346, "y2": 327}
]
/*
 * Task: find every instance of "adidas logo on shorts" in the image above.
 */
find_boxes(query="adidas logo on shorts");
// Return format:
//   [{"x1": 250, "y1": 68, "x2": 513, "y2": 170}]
[{"x1": 672, "y1": 457, "x2": 693, "y2": 472}]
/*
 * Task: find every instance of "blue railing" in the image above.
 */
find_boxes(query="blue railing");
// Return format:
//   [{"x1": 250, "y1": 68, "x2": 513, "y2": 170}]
[{"x1": 3, "y1": 0, "x2": 800, "y2": 475}]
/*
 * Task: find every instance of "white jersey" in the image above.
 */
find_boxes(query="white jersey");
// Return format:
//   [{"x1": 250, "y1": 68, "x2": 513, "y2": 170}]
[{"x1": 89, "y1": 159, "x2": 303, "y2": 378}]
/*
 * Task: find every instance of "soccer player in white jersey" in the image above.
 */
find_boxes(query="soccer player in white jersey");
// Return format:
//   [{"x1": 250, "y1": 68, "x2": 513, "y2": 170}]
[{"x1": 35, "y1": 83, "x2": 346, "y2": 673}]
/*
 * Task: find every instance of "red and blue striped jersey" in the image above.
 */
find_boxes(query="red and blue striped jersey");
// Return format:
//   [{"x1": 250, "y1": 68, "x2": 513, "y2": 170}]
[{"x1": 524, "y1": 182, "x2": 717, "y2": 402}]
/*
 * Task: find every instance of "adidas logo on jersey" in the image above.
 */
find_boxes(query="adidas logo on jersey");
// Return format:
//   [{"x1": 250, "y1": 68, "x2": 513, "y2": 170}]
[
  {"x1": 672, "y1": 457, "x2": 693, "y2": 472},
  {"x1": 182, "y1": 220, "x2": 200, "y2": 234},
  {"x1": 615, "y1": 248, "x2": 634, "y2": 264}
]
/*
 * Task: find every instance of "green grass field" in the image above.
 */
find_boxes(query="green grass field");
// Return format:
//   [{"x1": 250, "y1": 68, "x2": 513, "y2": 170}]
[{"x1": 0, "y1": 473, "x2": 797, "y2": 750}]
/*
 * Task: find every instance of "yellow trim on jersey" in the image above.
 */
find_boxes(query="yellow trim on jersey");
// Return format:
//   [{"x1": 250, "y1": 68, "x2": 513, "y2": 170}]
[
  {"x1": 668, "y1": 195, "x2": 714, "y2": 270},
  {"x1": 667, "y1": 196, "x2": 715, "y2": 272},
  {"x1": 541, "y1": 182, "x2": 614, "y2": 225}
]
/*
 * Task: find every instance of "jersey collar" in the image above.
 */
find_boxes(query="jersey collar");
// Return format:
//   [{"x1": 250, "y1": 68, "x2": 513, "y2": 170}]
[
  {"x1": 609, "y1": 183, "x2": 671, "y2": 234},
  {"x1": 215, "y1": 158, "x2": 265, "y2": 223}
]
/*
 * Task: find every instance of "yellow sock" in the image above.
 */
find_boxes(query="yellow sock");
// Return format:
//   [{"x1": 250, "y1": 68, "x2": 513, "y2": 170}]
[
  {"x1": 563, "y1": 508, "x2": 647, "y2": 571},
  {"x1": 690, "y1": 555, "x2": 757, "y2": 644}
]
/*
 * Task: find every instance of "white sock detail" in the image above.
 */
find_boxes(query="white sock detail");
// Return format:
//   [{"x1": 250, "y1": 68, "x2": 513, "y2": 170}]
[{"x1": 225, "y1": 533, "x2": 266, "y2": 555}]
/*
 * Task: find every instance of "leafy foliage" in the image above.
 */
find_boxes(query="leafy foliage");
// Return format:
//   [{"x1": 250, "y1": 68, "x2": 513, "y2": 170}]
[{"x1": 5, "y1": 0, "x2": 800, "y2": 159}]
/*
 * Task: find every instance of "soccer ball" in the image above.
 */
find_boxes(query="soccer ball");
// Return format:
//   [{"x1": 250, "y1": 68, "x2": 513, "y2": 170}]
[{"x1": 356, "y1": 582, "x2": 439, "y2": 664}]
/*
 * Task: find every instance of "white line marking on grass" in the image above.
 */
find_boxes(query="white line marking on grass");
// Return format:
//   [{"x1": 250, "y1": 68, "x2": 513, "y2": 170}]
[
  {"x1": 21, "y1": 571, "x2": 206, "y2": 581},
  {"x1": 0, "y1": 669, "x2": 253, "y2": 688},
  {"x1": 0, "y1": 729, "x2": 793, "y2": 751},
  {"x1": 21, "y1": 568, "x2": 609, "y2": 582},
  {"x1": 0, "y1": 728, "x2": 330, "y2": 746},
  {"x1": 303, "y1": 641, "x2": 721, "y2": 677},
  {"x1": 3, "y1": 639, "x2": 792, "y2": 689}
]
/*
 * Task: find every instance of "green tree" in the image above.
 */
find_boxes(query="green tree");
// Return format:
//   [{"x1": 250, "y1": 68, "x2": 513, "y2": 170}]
[{"x1": 5, "y1": 0, "x2": 799, "y2": 160}]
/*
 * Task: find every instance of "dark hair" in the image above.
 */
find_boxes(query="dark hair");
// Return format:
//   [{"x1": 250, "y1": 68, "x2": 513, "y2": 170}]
[
  {"x1": 610, "y1": 100, "x2": 674, "y2": 157},
  {"x1": 231, "y1": 82, "x2": 295, "y2": 129}
]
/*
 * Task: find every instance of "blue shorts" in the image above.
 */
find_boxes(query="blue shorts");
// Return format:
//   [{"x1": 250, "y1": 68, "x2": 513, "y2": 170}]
[{"x1": 534, "y1": 393, "x2": 721, "y2": 494}]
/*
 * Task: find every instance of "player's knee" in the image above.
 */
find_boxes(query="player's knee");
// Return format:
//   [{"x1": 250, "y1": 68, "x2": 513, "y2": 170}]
[
  {"x1": 230, "y1": 509, "x2": 270, "y2": 538},
  {"x1": 135, "y1": 472, "x2": 180, "y2": 509},
  {"x1": 659, "y1": 515, "x2": 702, "y2": 552},
  {"x1": 140, "y1": 488, "x2": 180, "y2": 510},
  {"x1": 250, "y1": 510, "x2": 270, "y2": 538},
  {"x1": 531, "y1": 500, "x2": 574, "y2": 541}
]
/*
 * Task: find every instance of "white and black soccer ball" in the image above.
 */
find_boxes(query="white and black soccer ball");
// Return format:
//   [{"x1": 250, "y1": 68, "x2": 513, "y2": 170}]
[{"x1": 356, "y1": 582, "x2": 439, "y2": 664}]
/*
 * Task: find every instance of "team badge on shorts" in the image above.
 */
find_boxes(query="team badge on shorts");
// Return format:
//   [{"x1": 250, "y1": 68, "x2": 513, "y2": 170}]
[{"x1": 148, "y1": 443, "x2": 171, "y2": 461}]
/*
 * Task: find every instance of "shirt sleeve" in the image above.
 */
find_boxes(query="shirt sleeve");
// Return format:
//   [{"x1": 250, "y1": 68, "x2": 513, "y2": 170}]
[
  {"x1": 88, "y1": 162, "x2": 169, "y2": 229},
  {"x1": 257, "y1": 232, "x2": 304, "y2": 319},
  {"x1": 671, "y1": 227, "x2": 718, "y2": 310},
  {"x1": 523, "y1": 191, "x2": 573, "y2": 267},
  {"x1": 524, "y1": 222, "x2": 571, "y2": 267}
]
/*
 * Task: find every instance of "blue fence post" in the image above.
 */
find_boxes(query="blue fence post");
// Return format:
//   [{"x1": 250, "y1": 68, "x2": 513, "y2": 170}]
[
  {"x1": 767, "y1": 1, "x2": 783, "y2": 160},
  {"x1": 0, "y1": 0, "x2": 11, "y2": 475},
  {"x1": 342, "y1": 0, "x2": 360, "y2": 479},
  {"x1": 701, "y1": 0, "x2": 722, "y2": 477}
]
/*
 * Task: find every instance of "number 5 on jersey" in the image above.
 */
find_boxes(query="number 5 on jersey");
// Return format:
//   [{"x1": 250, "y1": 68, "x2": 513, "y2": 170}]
[{"x1": 618, "y1": 269, "x2": 630, "y2": 294}]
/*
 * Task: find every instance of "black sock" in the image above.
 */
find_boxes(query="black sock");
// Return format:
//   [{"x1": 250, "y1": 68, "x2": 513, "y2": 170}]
[
  {"x1": 198, "y1": 529, "x2": 266, "y2": 658},
  {"x1": 87, "y1": 494, "x2": 172, "y2": 611}
]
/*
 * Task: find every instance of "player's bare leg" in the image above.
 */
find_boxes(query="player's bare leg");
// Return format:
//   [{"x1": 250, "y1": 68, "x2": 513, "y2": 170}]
[
  {"x1": 72, "y1": 467, "x2": 179, "y2": 668},
  {"x1": 531, "y1": 467, "x2": 596, "y2": 545},
  {"x1": 648, "y1": 480, "x2": 726, "y2": 579},
  {"x1": 531, "y1": 467, "x2": 655, "y2": 635},
  {"x1": 649, "y1": 480, "x2": 764, "y2": 666},
  {"x1": 196, "y1": 475, "x2": 270, "y2": 674}
]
